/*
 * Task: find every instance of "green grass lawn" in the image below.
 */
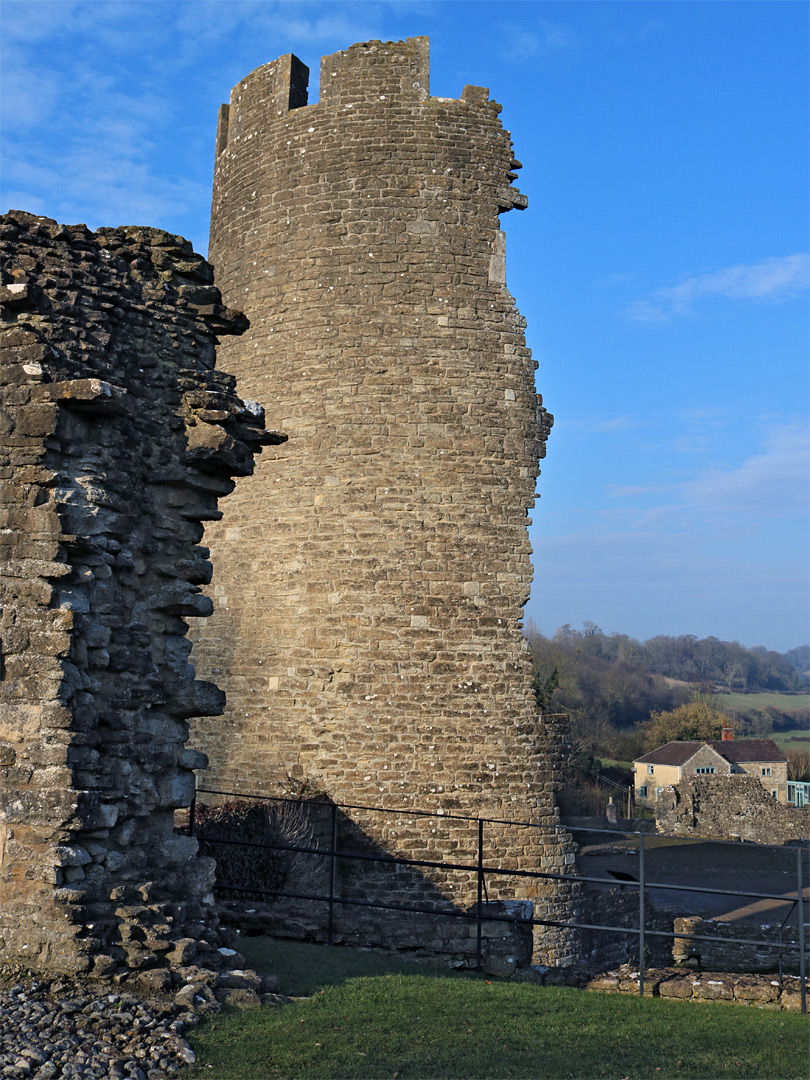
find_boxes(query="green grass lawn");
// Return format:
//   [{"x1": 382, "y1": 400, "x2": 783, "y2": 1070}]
[
  {"x1": 711, "y1": 691, "x2": 809, "y2": 716},
  {"x1": 771, "y1": 726, "x2": 810, "y2": 749},
  {"x1": 185, "y1": 942, "x2": 809, "y2": 1080},
  {"x1": 239, "y1": 937, "x2": 470, "y2": 997}
]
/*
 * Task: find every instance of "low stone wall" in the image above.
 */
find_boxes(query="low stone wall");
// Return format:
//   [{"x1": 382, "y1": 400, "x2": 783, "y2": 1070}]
[
  {"x1": 218, "y1": 898, "x2": 534, "y2": 978},
  {"x1": 656, "y1": 775, "x2": 809, "y2": 845},
  {"x1": 673, "y1": 916, "x2": 804, "y2": 974},
  {"x1": 576, "y1": 886, "x2": 672, "y2": 970},
  {"x1": 565, "y1": 966, "x2": 807, "y2": 1011},
  {"x1": 563, "y1": 816, "x2": 656, "y2": 834}
]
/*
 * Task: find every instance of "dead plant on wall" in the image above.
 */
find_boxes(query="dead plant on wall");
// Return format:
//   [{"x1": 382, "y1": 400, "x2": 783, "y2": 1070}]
[{"x1": 195, "y1": 798, "x2": 316, "y2": 902}]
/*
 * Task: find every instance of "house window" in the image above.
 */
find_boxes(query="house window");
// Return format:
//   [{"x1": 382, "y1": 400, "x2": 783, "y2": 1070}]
[
  {"x1": 646, "y1": 765, "x2": 654, "y2": 775},
  {"x1": 656, "y1": 788, "x2": 663, "y2": 799},
  {"x1": 696, "y1": 767, "x2": 716, "y2": 774},
  {"x1": 639, "y1": 785, "x2": 647, "y2": 798},
  {"x1": 771, "y1": 790, "x2": 777, "y2": 799},
  {"x1": 761, "y1": 767, "x2": 771, "y2": 777}
]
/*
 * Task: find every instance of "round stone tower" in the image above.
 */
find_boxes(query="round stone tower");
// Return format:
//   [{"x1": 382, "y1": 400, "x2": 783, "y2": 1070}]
[{"x1": 191, "y1": 38, "x2": 578, "y2": 964}]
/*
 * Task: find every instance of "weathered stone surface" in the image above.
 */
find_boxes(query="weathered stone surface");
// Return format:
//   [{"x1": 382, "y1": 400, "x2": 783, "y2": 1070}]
[
  {"x1": 672, "y1": 915, "x2": 805, "y2": 974},
  {"x1": 190, "y1": 36, "x2": 578, "y2": 966},
  {"x1": 657, "y1": 774, "x2": 809, "y2": 844},
  {"x1": 0, "y1": 210, "x2": 272, "y2": 975}
]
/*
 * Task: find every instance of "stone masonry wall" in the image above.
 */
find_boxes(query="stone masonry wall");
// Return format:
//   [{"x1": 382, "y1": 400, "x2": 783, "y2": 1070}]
[
  {"x1": 656, "y1": 775, "x2": 809, "y2": 845},
  {"x1": 0, "y1": 211, "x2": 274, "y2": 979},
  {"x1": 673, "y1": 916, "x2": 805, "y2": 974},
  {"x1": 190, "y1": 37, "x2": 579, "y2": 965}
]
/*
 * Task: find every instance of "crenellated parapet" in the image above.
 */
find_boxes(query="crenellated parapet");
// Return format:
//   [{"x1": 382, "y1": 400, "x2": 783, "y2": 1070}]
[{"x1": 211, "y1": 38, "x2": 529, "y2": 257}]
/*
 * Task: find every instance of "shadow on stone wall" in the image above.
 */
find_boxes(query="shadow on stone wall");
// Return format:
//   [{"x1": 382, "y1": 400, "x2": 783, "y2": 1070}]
[{"x1": 194, "y1": 796, "x2": 571, "y2": 976}]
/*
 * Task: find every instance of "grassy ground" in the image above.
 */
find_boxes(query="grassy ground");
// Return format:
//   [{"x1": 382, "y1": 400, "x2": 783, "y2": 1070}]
[
  {"x1": 711, "y1": 691, "x2": 809, "y2": 715},
  {"x1": 238, "y1": 937, "x2": 469, "y2": 997},
  {"x1": 185, "y1": 942, "x2": 809, "y2": 1080},
  {"x1": 770, "y1": 726, "x2": 810, "y2": 749}
]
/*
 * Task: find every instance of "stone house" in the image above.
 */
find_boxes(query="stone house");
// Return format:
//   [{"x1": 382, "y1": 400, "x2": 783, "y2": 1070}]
[{"x1": 633, "y1": 734, "x2": 788, "y2": 806}]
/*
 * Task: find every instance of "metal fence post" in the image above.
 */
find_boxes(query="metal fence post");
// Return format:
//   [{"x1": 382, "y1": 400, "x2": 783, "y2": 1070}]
[
  {"x1": 188, "y1": 794, "x2": 196, "y2": 837},
  {"x1": 476, "y1": 818, "x2": 484, "y2": 974},
  {"x1": 328, "y1": 802, "x2": 338, "y2": 947},
  {"x1": 638, "y1": 832, "x2": 645, "y2": 997},
  {"x1": 798, "y1": 845, "x2": 806, "y2": 1015}
]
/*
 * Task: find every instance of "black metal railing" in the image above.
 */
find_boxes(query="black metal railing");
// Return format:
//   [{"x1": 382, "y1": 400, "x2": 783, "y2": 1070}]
[{"x1": 188, "y1": 786, "x2": 808, "y2": 1012}]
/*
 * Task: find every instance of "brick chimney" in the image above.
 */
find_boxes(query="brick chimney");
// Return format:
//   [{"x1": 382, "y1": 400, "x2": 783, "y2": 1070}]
[{"x1": 721, "y1": 725, "x2": 734, "y2": 741}]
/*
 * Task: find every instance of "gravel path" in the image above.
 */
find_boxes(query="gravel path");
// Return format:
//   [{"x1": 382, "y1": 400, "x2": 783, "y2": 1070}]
[{"x1": 0, "y1": 979, "x2": 198, "y2": 1080}]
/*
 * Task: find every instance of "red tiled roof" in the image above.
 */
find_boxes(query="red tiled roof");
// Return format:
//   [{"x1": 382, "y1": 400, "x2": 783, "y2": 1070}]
[{"x1": 636, "y1": 738, "x2": 787, "y2": 766}]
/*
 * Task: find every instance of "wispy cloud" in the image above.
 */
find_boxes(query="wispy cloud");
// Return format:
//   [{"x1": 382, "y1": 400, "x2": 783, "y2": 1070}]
[
  {"x1": 0, "y1": 0, "x2": 391, "y2": 243},
  {"x1": 532, "y1": 418, "x2": 809, "y2": 649},
  {"x1": 173, "y1": 0, "x2": 386, "y2": 65},
  {"x1": 603, "y1": 420, "x2": 808, "y2": 522},
  {"x1": 683, "y1": 420, "x2": 809, "y2": 515},
  {"x1": 500, "y1": 20, "x2": 576, "y2": 63},
  {"x1": 622, "y1": 254, "x2": 810, "y2": 322},
  {"x1": 672, "y1": 404, "x2": 737, "y2": 454}
]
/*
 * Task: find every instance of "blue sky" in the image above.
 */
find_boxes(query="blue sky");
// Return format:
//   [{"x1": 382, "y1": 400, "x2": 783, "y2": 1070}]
[{"x1": 2, "y1": 1, "x2": 807, "y2": 652}]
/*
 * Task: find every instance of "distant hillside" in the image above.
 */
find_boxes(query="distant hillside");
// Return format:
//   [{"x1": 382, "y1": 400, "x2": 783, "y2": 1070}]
[
  {"x1": 528, "y1": 623, "x2": 808, "y2": 693},
  {"x1": 525, "y1": 622, "x2": 809, "y2": 759}
]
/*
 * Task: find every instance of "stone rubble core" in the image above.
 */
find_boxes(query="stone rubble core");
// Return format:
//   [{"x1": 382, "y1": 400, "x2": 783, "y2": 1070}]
[
  {"x1": 657, "y1": 774, "x2": 809, "y2": 845},
  {"x1": 0, "y1": 970, "x2": 286, "y2": 1080},
  {"x1": 0, "y1": 210, "x2": 280, "y2": 980},
  {"x1": 190, "y1": 36, "x2": 580, "y2": 966}
]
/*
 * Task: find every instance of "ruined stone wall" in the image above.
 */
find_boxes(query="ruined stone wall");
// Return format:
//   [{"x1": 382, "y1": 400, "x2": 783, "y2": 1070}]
[
  {"x1": 0, "y1": 211, "x2": 272, "y2": 978},
  {"x1": 191, "y1": 38, "x2": 578, "y2": 963},
  {"x1": 656, "y1": 775, "x2": 809, "y2": 845},
  {"x1": 672, "y1": 915, "x2": 805, "y2": 974}
]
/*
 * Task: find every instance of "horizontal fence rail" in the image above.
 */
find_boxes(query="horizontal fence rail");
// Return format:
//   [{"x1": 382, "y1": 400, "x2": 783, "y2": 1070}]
[{"x1": 190, "y1": 786, "x2": 808, "y2": 1012}]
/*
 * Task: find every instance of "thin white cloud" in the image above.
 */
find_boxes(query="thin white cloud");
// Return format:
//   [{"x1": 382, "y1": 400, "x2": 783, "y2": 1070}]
[
  {"x1": 683, "y1": 420, "x2": 809, "y2": 514},
  {"x1": 603, "y1": 420, "x2": 808, "y2": 523},
  {"x1": 173, "y1": 0, "x2": 387, "y2": 64},
  {"x1": 672, "y1": 404, "x2": 737, "y2": 454},
  {"x1": 622, "y1": 254, "x2": 810, "y2": 322},
  {"x1": 500, "y1": 20, "x2": 576, "y2": 63}
]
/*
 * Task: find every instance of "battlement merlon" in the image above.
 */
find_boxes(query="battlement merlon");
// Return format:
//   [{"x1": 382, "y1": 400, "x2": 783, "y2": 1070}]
[
  {"x1": 216, "y1": 52, "x2": 309, "y2": 156},
  {"x1": 319, "y1": 36, "x2": 429, "y2": 104}
]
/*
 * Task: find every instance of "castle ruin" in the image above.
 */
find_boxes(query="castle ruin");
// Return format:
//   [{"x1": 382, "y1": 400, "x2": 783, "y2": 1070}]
[
  {"x1": 0, "y1": 37, "x2": 579, "y2": 978},
  {"x1": 191, "y1": 38, "x2": 578, "y2": 963},
  {"x1": 0, "y1": 212, "x2": 273, "y2": 980}
]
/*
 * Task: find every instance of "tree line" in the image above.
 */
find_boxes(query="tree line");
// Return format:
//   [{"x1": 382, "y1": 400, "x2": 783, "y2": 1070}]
[
  {"x1": 537, "y1": 622, "x2": 807, "y2": 692},
  {"x1": 526, "y1": 621, "x2": 809, "y2": 763}
]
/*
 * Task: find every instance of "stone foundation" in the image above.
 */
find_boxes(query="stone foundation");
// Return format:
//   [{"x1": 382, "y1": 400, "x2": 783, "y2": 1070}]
[
  {"x1": 673, "y1": 916, "x2": 805, "y2": 974},
  {"x1": 219, "y1": 898, "x2": 534, "y2": 978},
  {"x1": 568, "y1": 966, "x2": 807, "y2": 1011}
]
